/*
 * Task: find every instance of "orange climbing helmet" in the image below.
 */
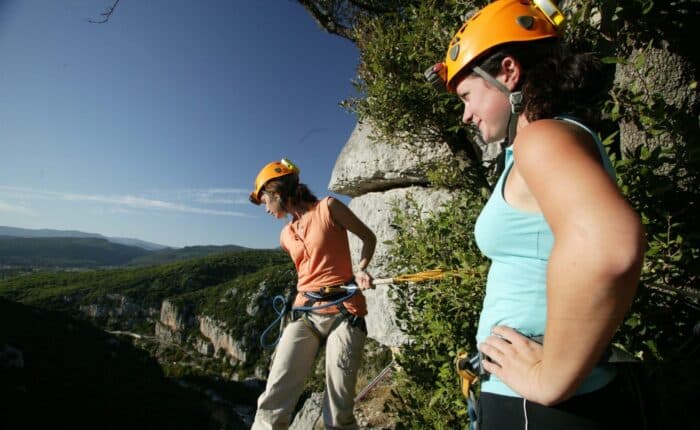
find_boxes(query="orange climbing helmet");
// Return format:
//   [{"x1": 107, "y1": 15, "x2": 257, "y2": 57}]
[
  {"x1": 427, "y1": 0, "x2": 565, "y2": 92},
  {"x1": 249, "y1": 158, "x2": 300, "y2": 205}
]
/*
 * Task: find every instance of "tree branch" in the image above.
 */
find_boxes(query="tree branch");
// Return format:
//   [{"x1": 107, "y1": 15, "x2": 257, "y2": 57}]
[
  {"x1": 296, "y1": 0, "x2": 356, "y2": 41},
  {"x1": 295, "y1": 0, "x2": 407, "y2": 41},
  {"x1": 347, "y1": 0, "x2": 399, "y2": 15},
  {"x1": 89, "y1": 0, "x2": 121, "y2": 24}
]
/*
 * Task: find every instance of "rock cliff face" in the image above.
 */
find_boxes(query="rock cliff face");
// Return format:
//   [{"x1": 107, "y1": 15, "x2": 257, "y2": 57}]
[
  {"x1": 329, "y1": 122, "x2": 455, "y2": 196},
  {"x1": 329, "y1": 122, "x2": 462, "y2": 347},
  {"x1": 155, "y1": 299, "x2": 196, "y2": 344},
  {"x1": 198, "y1": 315, "x2": 248, "y2": 364},
  {"x1": 159, "y1": 299, "x2": 193, "y2": 332},
  {"x1": 155, "y1": 299, "x2": 249, "y2": 366},
  {"x1": 79, "y1": 293, "x2": 158, "y2": 329}
]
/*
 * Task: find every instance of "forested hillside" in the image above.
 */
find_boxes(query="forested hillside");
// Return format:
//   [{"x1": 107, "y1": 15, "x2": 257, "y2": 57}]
[
  {"x1": 0, "y1": 298, "x2": 247, "y2": 429},
  {"x1": 127, "y1": 244, "x2": 250, "y2": 266},
  {"x1": 0, "y1": 236, "x2": 151, "y2": 268},
  {"x1": 0, "y1": 249, "x2": 297, "y2": 427},
  {"x1": 0, "y1": 249, "x2": 292, "y2": 312}
]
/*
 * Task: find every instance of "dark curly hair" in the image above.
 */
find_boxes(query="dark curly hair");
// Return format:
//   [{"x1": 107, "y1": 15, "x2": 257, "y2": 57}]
[
  {"x1": 469, "y1": 39, "x2": 611, "y2": 126},
  {"x1": 263, "y1": 174, "x2": 318, "y2": 208}
]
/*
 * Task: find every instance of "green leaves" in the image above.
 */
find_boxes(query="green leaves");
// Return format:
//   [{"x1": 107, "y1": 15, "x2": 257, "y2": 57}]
[
  {"x1": 385, "y1": 192, "x2": 486, "y2": 429},
  {"x1": 350, "y1": 1, "x2": 471, "y2": 148}
]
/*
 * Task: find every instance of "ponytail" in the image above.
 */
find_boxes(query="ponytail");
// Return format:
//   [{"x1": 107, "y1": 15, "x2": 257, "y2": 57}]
[{"x1": 263, "y1": 174, "x2": 318, "y2": 208}]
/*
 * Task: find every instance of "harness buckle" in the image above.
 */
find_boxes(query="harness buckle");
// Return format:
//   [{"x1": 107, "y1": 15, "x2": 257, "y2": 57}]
[
  {"x1": 318, "y1": 285, "x2": 347, "y2": 296},
  {"x1": 456, "y1": 351, "x2": 479, "y2": 398}
]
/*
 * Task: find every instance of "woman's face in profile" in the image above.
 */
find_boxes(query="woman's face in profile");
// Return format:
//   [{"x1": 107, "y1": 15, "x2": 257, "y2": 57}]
[
  {"x1": 261, "y1": 191, "x2": 286, "y2": 219},
  {"x1": 455, "y1": 72, "x2": 512, "y2": 144}
]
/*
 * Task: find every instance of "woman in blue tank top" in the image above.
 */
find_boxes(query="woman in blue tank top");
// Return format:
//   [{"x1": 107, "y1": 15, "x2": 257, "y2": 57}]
[{"x1": 427, "y1": 1, "x2": 646, "y2": 428}]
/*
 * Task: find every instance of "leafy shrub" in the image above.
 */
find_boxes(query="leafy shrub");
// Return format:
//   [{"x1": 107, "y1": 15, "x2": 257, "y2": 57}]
[{"x1": 384, "y1": 193, "x2": 487, "y2": 429}]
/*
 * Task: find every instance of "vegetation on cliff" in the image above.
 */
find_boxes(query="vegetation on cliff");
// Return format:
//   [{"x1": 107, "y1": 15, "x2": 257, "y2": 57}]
[{"x1": 0, "y1": 249, "x2": 297, "y2": 426}]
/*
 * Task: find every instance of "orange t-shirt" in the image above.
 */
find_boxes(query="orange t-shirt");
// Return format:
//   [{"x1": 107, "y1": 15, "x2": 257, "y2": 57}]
[{"x1": 280, "y1": 196, "x2": 367, "y2": 316}]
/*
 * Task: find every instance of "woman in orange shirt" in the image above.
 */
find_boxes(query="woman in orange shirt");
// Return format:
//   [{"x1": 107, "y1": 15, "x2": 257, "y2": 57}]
[{"x1": 249, "y1": 158, "x2": 376, "y2": 430}]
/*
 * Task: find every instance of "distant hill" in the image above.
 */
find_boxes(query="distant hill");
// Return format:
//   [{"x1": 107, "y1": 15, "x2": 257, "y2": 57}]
[
  {"x1": 0, "y1": 226, "x2": 168, "y2": 251},
  {"x1": 0, "y1": 226, "x2": 262, "y2": 269},
  {"x1": 128, "y1": 244, "x2": 250, "y2": 266},
  {"x1": 101, "y1": 236, "x2": 170, "y2": 251},
  {"x1": 0, "y1": 236, "x2": 152, "y2": 268}
]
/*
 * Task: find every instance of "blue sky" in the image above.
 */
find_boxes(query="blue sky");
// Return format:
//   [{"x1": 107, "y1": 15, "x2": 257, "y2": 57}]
[{"x1": 0, "y1": 0, "x2": 360, "y2": 249}]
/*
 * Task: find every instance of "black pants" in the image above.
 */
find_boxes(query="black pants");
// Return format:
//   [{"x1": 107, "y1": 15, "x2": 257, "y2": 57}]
[{"x1": 478, "y1": 367, "x2": 652, "y2": 430}]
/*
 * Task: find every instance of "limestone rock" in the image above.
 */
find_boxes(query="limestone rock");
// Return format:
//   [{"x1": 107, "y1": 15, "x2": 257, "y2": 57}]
[
  {"x1": 79, "y1": 293, "x2": 157, "y2": 329},
  {"x1": 247, "y1": 280, "x2": 268, "y2": 316},
  {"x1": 159, "y1": 299, "x2": 195, "y2": 331},
  {"x1": 328, "y1": 122, "x2": 455, "y2": 196},
  {"x1": 195, "y1": 337, "x2": 215, "y2": 356},
  {"x1": 198, "y1": 315, "x2": 248, "y2": 363},
  {"x1": 615, "y1": 46, "x2": 697, "y2": 183},
  {"x1": 290, "y1": 392, "x2": 324, "y2": 430},
  {"x1": 155, "y1": 320, "x2": 183, "y2": 344},
  {"x1": 347, "y1": 187, "x2": 458, "y2": 347}
]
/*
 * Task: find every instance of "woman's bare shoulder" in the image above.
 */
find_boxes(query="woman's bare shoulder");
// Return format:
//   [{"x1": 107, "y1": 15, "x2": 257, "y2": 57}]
[{"x1": 513, "y1": 119, "x2": 599, "y2": 168}]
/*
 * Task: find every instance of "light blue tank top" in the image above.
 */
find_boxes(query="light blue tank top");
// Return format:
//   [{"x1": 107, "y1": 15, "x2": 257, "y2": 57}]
[{"x1": 473, "y1": 117, "x2": 617, "y2": 397}]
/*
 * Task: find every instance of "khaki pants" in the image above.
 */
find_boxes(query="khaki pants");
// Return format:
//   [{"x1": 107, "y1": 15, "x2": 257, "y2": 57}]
[{"x1": 251, "y1": 312, "x2": 367, "y2": 430}]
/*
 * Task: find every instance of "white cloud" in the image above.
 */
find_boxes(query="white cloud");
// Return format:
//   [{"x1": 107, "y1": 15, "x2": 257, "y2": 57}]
[
  {"x1": 176, "y1": 188, "x2": 251, "y2": 205},
  {"x1": 0, "y1": 186, "x2": 249, "y2": 217},
  {"x1": 0, "y1": 200, "x2": 37, "y2": 217}
]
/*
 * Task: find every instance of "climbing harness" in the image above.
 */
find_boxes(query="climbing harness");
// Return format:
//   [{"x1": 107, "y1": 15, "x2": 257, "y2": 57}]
[
  {"x1": 260, "y1": 269, "x2": 481, "y2": 348},
  {"x1": 455, "y1": 350, "x2": 482, "y2": 430},
  {"x1": 259, "y1": 295, "x2": 292, "y2": 349},
  {"x1": 259, "y1": 284, "x2": 360, "y2": 349}
]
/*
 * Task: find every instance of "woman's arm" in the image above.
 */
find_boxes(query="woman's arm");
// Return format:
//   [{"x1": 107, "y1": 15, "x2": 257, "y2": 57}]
[
  {"x1": 480, "y1": 119, "x2": 645, "y2": 405},
  {"x1": 327, "y1": 197, "x2": 377, "y2": 290}
]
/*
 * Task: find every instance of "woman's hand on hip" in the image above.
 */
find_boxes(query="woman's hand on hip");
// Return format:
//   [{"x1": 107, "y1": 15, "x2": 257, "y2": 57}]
[{"x1": 479, "y1": 325, "x2": 546, "y2": 402}]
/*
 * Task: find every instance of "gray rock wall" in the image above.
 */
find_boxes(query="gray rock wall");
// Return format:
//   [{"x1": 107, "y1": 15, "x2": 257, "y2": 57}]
[
  {"x1": 329, "y1": 122, "x2": 455, "y2": 196},
  {"x1": 329, "y1": 122, "x2": 459, "y2": 347}
]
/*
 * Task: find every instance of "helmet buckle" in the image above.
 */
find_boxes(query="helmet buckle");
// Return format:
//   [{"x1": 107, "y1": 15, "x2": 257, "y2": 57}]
[{"x1": 509, "y1": 92, "x2": 524, "y2": 114}]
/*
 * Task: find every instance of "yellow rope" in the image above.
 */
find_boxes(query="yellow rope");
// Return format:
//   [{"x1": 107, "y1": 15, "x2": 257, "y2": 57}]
[
  {"x1": 392, "y1": 269, "x2": 446, "y2": 282},
  {"x1": 374, "y1": 268, "x2": 481, "y2": 285}
]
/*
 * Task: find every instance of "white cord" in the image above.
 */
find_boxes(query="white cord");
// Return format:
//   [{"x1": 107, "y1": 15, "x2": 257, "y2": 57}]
[{"x1": 523, "y1": 398, "x2": 529, "y2": 430}]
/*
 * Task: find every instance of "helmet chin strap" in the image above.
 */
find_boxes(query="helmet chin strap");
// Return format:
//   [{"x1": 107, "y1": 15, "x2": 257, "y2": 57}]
[{"x1": 473, "y1": 66, "x2": 523, "y2": 147}]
